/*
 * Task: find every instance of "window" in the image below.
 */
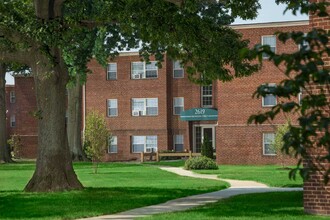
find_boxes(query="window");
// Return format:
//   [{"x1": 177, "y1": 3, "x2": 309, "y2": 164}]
[
  {"x1": 131, "y1": 62, "x2": 158, "y2": 79},
  {"x1": 298, "y1": 87, "x2": 303, "y2": 105},
  {"x1": 173, "y1": 60, "x2": 184, "y2": 78},
  {"x1": 132, "y1": 98, "x2": 158, "y2": 116},
  {"x1": 107, "y1": 63, "x2": 117, "y2": 80},
  {"x1": 107, "y1": 99, "x2": 118, "y2": 117},
  {"x1": 173, "y1": 97, "x2": 184, "y2": 115},
  {"x1": 201, "y1": 85, "x2": 213, "y2": 107},
  {"x1": 10, "y1": 91, "x2": 15, "y2": 103},
  {"x1": 262, "y1": 36, "x2": 276, "y2": 59},
  {"x1": 10, "y1": 115, "x2": 15, "y2": 127},
  {"x1": 108, "y1": 136, "x2": 118, "y2": 153},
  {"x1": 263, "y1": 133, "x2": 276, "y2": 155},
  {"x1": 298, "y1": 33, "x2": 310, "y2": 50},
  {"x1": 174, "y1": 135, "x2": 184, "y2": 152},
  {"x1": 132, "y1": 136, "x2": 157, "y2": 153},
  {"x1": 262, "y1": 84, "x2": 277, "y2": 107}
]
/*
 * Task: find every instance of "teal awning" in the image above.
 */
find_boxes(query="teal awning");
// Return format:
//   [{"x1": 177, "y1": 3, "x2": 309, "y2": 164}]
[{"x1": 180, "y1": 108, "x2": 218, "y2": 121}]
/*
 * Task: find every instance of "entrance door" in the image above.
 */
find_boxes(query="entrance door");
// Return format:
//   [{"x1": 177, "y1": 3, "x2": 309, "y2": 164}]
[
  {"x1": 203, "y1": 127, "x2": 213, "y2": 150},
  {"x1": 193, "y1": 126, "x2": 215, "y2": 153}
]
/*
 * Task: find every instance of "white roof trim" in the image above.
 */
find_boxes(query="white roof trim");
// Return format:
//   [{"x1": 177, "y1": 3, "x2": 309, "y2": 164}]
[
  {"x1": 231, "y1": 20, "x2": 309, "y2": 30},
  {"x1": 118, "y1": 51, "x2": 140, "y2": 56}
]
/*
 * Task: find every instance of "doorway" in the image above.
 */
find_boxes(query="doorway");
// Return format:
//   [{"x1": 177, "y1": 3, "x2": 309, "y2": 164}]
[{"x1": 193, "y1": 125, "x2": 215, "y2": 153}]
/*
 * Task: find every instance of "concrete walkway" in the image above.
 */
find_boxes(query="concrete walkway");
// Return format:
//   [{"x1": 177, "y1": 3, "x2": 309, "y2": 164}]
[
  {"x1": 79, "y1": 167, "x2": 302, "y2": 220},
  {"x1": 160, "y1": 167, "x2": 269, "y2": 188}
]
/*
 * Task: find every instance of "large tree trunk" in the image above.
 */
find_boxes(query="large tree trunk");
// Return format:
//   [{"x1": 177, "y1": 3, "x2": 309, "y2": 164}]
[
  {"x1": 0, "y1": 64, "x2": 12, "y2": 163},
  {"x1": 67, "y1": 76, "x2": 87, "y2": 161},
  {"x1": 24, "y1": 53, "x2": 83, "y2": 192}
]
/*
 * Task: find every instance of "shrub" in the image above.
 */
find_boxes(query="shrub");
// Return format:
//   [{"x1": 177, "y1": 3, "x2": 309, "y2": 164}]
[
  {"x1": 201, "y1": 134, "x2": 214, "y2": 159},
  {"x1": 184, "y1": 156, "x2": 218, "y2": 170},
  {"x1": 84, "y1": 111, "x2": 110, "y2": 174},
  {"x1": 7, "y1": 134, "x2": 22, "y2": 159}
]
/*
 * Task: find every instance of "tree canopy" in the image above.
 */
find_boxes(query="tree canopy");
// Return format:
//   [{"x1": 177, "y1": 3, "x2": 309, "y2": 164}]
[{"x1": 1, "y1": 0, "x2": 262, "y2": 82}]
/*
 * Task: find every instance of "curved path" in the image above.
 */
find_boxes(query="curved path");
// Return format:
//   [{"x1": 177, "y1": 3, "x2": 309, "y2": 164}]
[
  {"x1": 79, "y1": 167, "x2": 302, "y2": 220},
  {"x1": 160, "y1": 167, "x2": 269, "y2": 188}
]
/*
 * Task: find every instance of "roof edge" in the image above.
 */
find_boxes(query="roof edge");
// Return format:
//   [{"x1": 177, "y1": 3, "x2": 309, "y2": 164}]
[
  {"x1": 118, "y1": 51, "x2": 140, "y2": 56},
  {"x1": 231, "y1": 20, "x2": 309, "y2": 30}
]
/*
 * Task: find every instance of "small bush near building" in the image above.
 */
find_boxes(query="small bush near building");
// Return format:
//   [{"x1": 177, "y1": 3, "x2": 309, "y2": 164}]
[
  {"x1": 184, "y1": 156, "x2": 218, "y2": 170},
  {"x1": 84, "y1": 111, "x2": 110, "y2": 174},
  {"x1": 7, "y1": 134, "x2": 22, "y2": 159}
]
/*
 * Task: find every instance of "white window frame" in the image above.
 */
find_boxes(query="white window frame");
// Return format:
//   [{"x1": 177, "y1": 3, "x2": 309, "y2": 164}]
[
  {"x1": 298, "y1": 87, "x2": 303, "y2": 105},
  {"x1": 201, "y1": 85, "x2": 213, "y2": 108},
  {"x1": 261, "y1": 35, "x2": 276, "y2": 59},
  {"x1": 173, "y1": 97, "x2": 184, "y2": 115},
  {"x1": 131, "y1": 135, "x2": 158, "y2": 153},
  {"x1": 107, "y1": 99, "x2": 118, "y2": 117},
  {"x1": 298, "y1": 33, "x2": 310, "y2": 50},
  {"x1": 193, "y1": 125, "x2": 216, "y2": 153},
  {"x1": 107, "y1": 63, "x2": 117, "y2": 80},
  {"x1": 131, "y1": 61, "x2": 158, "y2": 79},
  {"x1": 108, "y1": 136, "x2": 118, "y2": 153},
  {"x1": 10, "y1": 115, "x2": 15, "y2": 127},
  {"x1": 174, "y1": 135, "x2": 184, "y2": 152},
  {"x1": 173, "y1": 60, "x2": 184, "y2": 78},
  {"x1": 262, "y1": 84, "x2": 277, "y2": 107},
  {"x1": 10, "y1": 91, "x2": 15, "y2": 103},
  {"x1": 263, "y1": 133, "x2": 276, "y2": 156},
  {"x1": 132, "y1": 98, "x2": 158, "y2": 116}
]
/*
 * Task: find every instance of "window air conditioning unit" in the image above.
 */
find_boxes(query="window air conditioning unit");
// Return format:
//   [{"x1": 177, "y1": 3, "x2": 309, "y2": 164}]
[
  {"x1": 146, "y1": 148, "x2": 154, "y2": 153},
  {"x1": 132, "y1": 110, "x2": 140, "y2": 116},
  {"x1": 133, "y1": 74, "x2": 141, "y2": 79}
]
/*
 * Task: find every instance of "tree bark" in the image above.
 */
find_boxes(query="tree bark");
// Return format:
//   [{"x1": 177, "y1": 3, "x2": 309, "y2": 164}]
[
  {"x1": 67, "y1": 76, "x2": 87, "y2": 161},
  {"x1": 0, "y1": 63, "x2": 13, "y2": 163},
  {"x1": 24, "y1": 52, "x2": 83, "y2": 192}
]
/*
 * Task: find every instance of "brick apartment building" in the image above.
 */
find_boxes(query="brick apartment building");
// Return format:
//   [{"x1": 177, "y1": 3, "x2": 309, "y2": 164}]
[
  {"x1": 6, "y1": 20, "x2": 309, "y2": 164},
  {"x1": 5, "y1": 77, "x2": 38, "y2": 158}
]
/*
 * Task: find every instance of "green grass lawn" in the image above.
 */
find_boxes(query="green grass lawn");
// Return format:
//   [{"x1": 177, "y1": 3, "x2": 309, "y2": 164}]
[
  {"x1": 195, "y1": 165, "x2": 303, "y2": 187},
  {"x1": 0, "y1": 162, "x2": 228, "y2": 220},
  {"x1": 140, "y1": 191, "x2": 328, "y2": 220},
  {"x1": 144, "y1": 160, "x2": 186, "y2": 167},
  {"x1": 146, "y1": 160, "x2": 303, "y2": 187}
]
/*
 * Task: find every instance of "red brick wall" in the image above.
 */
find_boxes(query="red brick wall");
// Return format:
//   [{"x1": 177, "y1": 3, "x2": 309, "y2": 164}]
[
  {"x1": 86, "y1": 54, "x2": 219, "y2": 161},
  {"x1": 167, "y1": 58, "x2": 206, "y2": 152},
  {"x1": 86, "y1": 55, "x2": 171, "y2": 161},
  {"x1": 5, "y1": 86, "x2": 16, "y2": 141},
  {"x1": 13, "y1": 77, "x2": 38, "y2": 158},
  {"x1": 216, "y1": 23, "x2": 309, "y2": 165},
  {"x1": 303, "y1": 1, "x2": 330, "y2": 215}
]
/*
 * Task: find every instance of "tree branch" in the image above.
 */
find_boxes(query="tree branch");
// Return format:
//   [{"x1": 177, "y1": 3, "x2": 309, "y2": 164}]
[
  {"x1": 0, "y1": 27, "x2": 36, "y2": 47},
  {"x1": 165, "y1": 0, "x2": 184, "y2": 6},
  {"x1": 164, "y1": 0, "x2": 218, "y2": 6},
  {"x1": 0, "y1": 50, "x2": 32, "y2": 66},
  {"x1": 34, "y1": 0, "x2": 66, "y2": 19}
]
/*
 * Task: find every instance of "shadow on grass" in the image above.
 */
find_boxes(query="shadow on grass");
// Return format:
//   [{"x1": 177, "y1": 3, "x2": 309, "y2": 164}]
[
  {"x1": 282, "y1": 184, "x2": 303, "y2": 188},
  {"x1": 0, "y1": 187, "x2": 219, "y2": 219},
  {"x1": 190, "y1": 192, "x2": 305, "y2": 218},
  {"x1": 73, "y1": 162, "x2": 143, "y2": 169},
  {"x1": 144, "y1": 191, "x2": 327, "y2": 220},
  {"x1": 0, "y1": 163, "x2": 36, "y2": 170}
]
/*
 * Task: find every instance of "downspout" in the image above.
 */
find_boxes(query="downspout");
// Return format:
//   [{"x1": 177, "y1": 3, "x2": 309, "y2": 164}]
[{"x1": 82, "y1": 84, "x2": 86, "y2": 141}]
